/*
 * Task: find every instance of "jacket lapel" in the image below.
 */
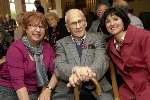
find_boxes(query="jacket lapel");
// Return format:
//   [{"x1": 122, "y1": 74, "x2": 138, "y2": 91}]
[
  {"x1": 80, "y1": 45, "x2": 88, "y2": 65},
  {"x1": 109, "y1": 37, "x2": 121, "y2": 58},
  {"x1": 109, "y1": 38, "x2": 125, "y2": 71},
  {"x1": 80, "y1": 34, "x2": 91, "y2": 65}
]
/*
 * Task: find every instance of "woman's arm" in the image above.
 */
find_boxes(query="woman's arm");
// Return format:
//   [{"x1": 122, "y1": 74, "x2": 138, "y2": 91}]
[
  {"x1": 16, "y1": 87, "x2": 30, "y2": 100},
  {"x1": 5, "y1": 44, "x2": 30, "y2": 100},
  {"x1": 47, "y1": 73, "x2": 58, "y2": 91},
  {"x1": 38, "y1": 73, "x2": 58, "y2": 100}
]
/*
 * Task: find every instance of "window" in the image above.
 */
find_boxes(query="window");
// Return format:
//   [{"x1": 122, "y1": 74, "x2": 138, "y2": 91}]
[
  {"x1": 9, "y1": 0, "x2": 15, "y2": 2},
  {"x1": 25, "y1": 0, "x2": 35, "y2": 3},
  {"x1": 25, "y1": 0, "x2": 36, "y2": 11},
  {"x1": 9, "y1": 0, "x2": 16, "y2": 18}
]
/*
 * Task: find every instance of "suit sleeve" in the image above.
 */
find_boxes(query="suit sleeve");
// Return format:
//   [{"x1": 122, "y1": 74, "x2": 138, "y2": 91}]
[
  {"x1": 55, "y1": 40, "x2": 75, "y2": 81},
  {"x1": 90, "y1": 34, "x2": 110, "y2": 80},
  {"x1": 88, "y1": 22, "x2": 94, "y2": 32}
]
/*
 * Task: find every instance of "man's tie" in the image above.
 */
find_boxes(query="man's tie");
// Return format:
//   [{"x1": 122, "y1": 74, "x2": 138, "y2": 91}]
[{"x1": 75, "y1": 40, "x2": 84, "y2": 58}]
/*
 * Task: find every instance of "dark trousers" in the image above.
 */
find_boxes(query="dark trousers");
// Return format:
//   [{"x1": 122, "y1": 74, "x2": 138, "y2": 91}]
[
  {"x1": 80, "y1": 94, "x2": 97, "y2": 100},
  {"x1": 80, "y1": 89, "x2": 97, "y2": 100},
  {"x1": 0, "y1": 86, "x2": 39, "y2": 100}
]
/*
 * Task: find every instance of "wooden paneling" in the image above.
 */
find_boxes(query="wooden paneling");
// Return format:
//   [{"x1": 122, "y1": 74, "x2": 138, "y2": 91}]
[
  {"x1": 86, "y1": 0, "x2": 96, "y2": 11},
  {"x1": 0, "y1": 0, "x2": 10, "y2": 16},
  {"x1": 63, "y1": 0, "x2": 96, "y2": 12}
]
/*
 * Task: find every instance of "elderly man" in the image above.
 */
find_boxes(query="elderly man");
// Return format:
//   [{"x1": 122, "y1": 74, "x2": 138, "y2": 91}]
[{"x1": 53, "y1": 9, "x2": 113, "y2": 100}]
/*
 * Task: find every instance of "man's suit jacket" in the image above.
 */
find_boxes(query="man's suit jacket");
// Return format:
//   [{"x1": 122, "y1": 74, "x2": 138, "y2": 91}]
[
  {"x1": 88, "y1": 19, "x2": 100, "y2": 33},
  {"x1": 53, "y1": 33, "x2": 112, "y2": 100}
]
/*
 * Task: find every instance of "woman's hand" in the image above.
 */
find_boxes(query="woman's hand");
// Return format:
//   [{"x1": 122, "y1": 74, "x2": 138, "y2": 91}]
[
  {"x1": 16, "y1": 87, "x2": 30, "y2": 100},
  {"x1": 38, "y1": 88, "x2": 51, "y2": 100},
  {"x1": 38, "y1": 73, "x2": 57, "y2": 100},
  {"x1": 0, "y1": 56, "x2": 6, "y2": 64}
]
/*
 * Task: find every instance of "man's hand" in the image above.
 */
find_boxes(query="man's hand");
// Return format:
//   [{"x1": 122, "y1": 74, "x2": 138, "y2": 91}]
[
  {"x1": 67, "y1": 73, "x2": 81, "y2": 87},
  {"x1": 73, "y1": 66, "x2": 96, "y2": 81},
  {"x1": 67, "y1": 66, "x2": 96, "y2": 87}
]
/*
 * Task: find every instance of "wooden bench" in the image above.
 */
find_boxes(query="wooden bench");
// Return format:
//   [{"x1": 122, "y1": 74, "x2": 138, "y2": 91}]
[{"x1": 109, "y1": 63, "x2": 120, "y2": 100}]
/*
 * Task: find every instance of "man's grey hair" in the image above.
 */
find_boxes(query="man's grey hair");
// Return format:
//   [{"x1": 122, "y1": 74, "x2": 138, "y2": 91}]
[
  {"x1": 112, "y1": 0, "x2": 129, "y2": 12},
  {"x1": 65, "y1": 9, "x2": 86, "y2": 24},
  {"x1": 96, "y1": 3, "x2": 109, "y2": 12}
]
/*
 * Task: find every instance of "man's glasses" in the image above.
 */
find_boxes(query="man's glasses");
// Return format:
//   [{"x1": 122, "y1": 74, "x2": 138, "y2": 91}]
[{"x1": 69, "y1": 19, "x2": 85, "y2": 28}]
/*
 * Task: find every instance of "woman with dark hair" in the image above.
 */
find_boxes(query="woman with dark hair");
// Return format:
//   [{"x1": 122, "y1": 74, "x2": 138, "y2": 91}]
[
  {"x1": 0, "y1": 12, "x2": 57, "y2": 100},
  {"x1": 101, "y1": 7, "x2": 150, "y2": 100}
]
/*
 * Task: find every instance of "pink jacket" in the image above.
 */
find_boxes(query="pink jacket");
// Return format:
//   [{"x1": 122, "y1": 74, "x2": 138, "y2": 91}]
[
  {"x1": 0, "y1": 39, "x2": 55, "y2": 93},
  {"x1": 107, "y1": 25, "x2": 150, "y2": 100}
]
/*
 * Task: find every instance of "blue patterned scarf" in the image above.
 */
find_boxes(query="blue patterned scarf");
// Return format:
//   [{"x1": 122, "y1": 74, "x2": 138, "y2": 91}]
[{"x1": 22, "y1": 36, "x2": 48, "y2": 87}]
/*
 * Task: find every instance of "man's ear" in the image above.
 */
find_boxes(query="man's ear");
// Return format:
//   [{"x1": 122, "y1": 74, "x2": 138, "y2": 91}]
[
  {"x1": 84, "y1": 21, "x2": 87, "y2": 27},
  {"x1": 65, "y1": 24, "x2": 71, "y2": 32}
]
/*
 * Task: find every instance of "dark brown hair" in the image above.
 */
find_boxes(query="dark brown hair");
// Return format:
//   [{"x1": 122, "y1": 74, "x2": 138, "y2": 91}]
[{"x1": 101, "y1": 7, "x2": 130, "y2": 35}]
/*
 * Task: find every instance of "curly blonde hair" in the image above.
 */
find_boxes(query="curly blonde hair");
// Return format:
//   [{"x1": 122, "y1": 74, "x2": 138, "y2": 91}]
[{"x1": 45, "y1": 12, "x2": 59, "y2": 22}]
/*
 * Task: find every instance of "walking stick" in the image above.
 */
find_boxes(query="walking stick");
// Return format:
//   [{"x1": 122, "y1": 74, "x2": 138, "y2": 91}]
[{"x1": 74, "y1": 77, "x2": 102, "y2": 100}]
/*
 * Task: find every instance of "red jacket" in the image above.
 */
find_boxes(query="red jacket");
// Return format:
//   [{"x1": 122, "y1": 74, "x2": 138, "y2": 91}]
[{"x1": 107, "y1": 25, "x2": 150, "y2": 100}]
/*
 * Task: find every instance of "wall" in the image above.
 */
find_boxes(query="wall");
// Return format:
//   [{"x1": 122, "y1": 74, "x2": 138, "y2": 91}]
[
  {"x1": 55, "y1": 0, "x2": 62, "y2": 18},
  {"x1": 15, "y1": 0, "x2": 26, "y2": 15},
  {"x1": 129, "y1": 0, "x2": 150, "y2": 16}
]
